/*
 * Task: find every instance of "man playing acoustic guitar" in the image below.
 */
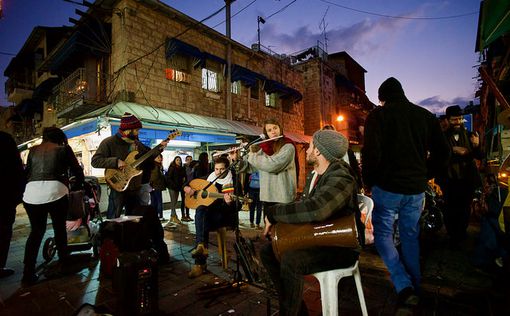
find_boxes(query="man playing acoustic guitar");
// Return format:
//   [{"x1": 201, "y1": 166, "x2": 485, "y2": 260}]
[
  {"x1": 92, "y1": 112, "x2": 169, "y2": 218},
  {"x1": 183, "y1": 156, "x2": 237, "y2": 278},
  {"x1": 260, "y1": 130, "x2": 363, "y2": 316}
]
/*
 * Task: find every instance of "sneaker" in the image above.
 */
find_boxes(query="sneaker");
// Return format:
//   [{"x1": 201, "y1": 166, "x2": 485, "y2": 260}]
[
  {"x1": 186, "y1": 216, "x2": 194, "y2": 222},
  {"x1": 159, "y1": 217, "x2": 168, "y2": 222},
  {"x1": 495, "y1": 257, "x2": 504, "y2": 268},
  {"x1": 21, "y1": 273, "x2": 39, "y2": 286},
  {"x1": 188, "y1": 264, "x2": 206, "y2": 278},
  {"x1": 397, "y1": 287, "x2": 419, "y2": 307},
  {"x1": 170, "y1": 215, "x2": 182, "y2": 224},
  {"x1": 256, "y1": 225, "x2": 262, "y2": 230},
  {"x1": 250, "y1": 223, "x2": 255, "y2": 228},
  {"x1": 0, "y1": 268, "x2": 14, "y2": 278},
  {"x1": 191, "y1": 243, "x2": 209, "y2": 258}
]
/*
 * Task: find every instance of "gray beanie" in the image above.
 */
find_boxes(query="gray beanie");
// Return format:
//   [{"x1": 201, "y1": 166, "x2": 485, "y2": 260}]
[{"x1": 312, "y1": 130, "x2": 348, "y2": 162}]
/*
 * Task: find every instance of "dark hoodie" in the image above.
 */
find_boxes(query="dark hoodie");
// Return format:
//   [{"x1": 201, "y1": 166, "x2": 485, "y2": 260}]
[{"x1": 361, "y1": 77, "x2": 450, "y2": 194}]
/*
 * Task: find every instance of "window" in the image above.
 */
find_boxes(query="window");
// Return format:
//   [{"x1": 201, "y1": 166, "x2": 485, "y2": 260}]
[
  {"x1": 265, "y1": 92, "x2": 278, "y2": 108},
  {"x1": 165, "y1": 68, "x2": 190, "y2": 83},
  {"x1": 165, "y1": 54, "x2": 191, "y2": 83},
  {"x1": 202, "y1": 68, "x2": 220, "y2": 92},
  {"x1": 250, "y1": 82, "x2": 259, "y2": 99},
  {"x1": 231, "y1": 81, "x2": 241, "y2": 95}
]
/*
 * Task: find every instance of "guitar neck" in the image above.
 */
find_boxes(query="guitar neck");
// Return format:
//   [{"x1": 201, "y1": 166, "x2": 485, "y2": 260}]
[
  {"x1": 132, "y1": 144, "x2": 162, "y2": 169},
  {"x1": 207, "y1": 191, "x2": 239, "y2": 200}
]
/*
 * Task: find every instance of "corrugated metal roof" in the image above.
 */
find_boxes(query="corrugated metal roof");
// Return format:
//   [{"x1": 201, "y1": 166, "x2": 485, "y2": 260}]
[{"x1": 77, "y1": 102, "x2": 310, "y2": 143}]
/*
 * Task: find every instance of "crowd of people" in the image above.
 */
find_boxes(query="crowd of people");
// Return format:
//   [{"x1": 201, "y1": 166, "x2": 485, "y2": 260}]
[{"x1": 1, "y1": 77, "x2": 509, "y2": 315}]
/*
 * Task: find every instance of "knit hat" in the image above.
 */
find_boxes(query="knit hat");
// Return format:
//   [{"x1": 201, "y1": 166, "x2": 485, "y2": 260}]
[
  {"x1": 120, "y1": 112, "x2": 142, "y2": 130},
  {"x1": 378, "y1": 77, "x2": 406, "y2": 102},
  {"x1": 445, "y1": 105, "x2": 463, "y2": 118},
  {"x1": 312, "y1": 130, "x2": 348, "y2": 162}
]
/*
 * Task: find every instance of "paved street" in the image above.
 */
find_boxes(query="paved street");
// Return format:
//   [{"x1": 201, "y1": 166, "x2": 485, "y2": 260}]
[{"x1": 0, "y1": 203, "x2": 509, "y2": 315}]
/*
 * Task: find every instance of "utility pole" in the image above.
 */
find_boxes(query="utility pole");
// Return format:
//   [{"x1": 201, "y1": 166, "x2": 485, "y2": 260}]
[
  {"x1": 257, "y1": 16, "x2": 266, "y2": 50},
  {"x1": 225, "y1": 0, "x2": 234, "y2": 120}
]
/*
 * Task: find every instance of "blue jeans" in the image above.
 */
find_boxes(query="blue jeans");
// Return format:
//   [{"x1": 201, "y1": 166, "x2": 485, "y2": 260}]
[
  {"x1": 371, "y1": 186, "x2": 424, "y2": 293},
  {"x1": 249, "y1": 188, "x2": 262, "y2": 225},
  {"x1": 150, "y1": 190, "x2": 163, "y2": 218}
]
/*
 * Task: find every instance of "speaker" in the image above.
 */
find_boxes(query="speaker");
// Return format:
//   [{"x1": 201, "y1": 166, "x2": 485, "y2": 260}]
[{"x1": 113, "y1": 249, "x2": 159, "y2": 315}]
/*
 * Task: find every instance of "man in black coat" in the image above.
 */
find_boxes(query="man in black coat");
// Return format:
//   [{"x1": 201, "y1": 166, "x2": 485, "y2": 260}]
[{"x1": 0, "y1": 131, "x2": 25, "y2": 278}]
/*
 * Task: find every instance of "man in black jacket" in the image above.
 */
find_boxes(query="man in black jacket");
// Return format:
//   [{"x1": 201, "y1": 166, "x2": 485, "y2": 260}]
[
  {"x1": 362, "y1": 77, "x2": 450, "y2": 307},
  {"x1": 0, "y1": 131, "x2": 25, "y2": 278}
]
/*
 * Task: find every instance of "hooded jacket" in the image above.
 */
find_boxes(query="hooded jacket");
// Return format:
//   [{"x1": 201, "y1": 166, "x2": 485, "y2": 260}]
[{"x1": 362, "y1": 77, "x2": 450, "y2": 194}]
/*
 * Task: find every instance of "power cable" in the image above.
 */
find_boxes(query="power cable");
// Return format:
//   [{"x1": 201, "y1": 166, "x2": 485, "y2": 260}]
[
  {"x1": 318, "y1": 0, "x2": 478, "y2": 20},
  {"x1": 266, "y1": 0, "x2": 298, "y2": 20},
  {"x1": 0, "y1": 51, "x2": 16, "y2": 56}
]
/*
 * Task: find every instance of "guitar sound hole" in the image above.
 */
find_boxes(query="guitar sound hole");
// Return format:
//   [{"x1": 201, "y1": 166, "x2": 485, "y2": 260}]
[{"x1": 201, "y1": 190, "x2": 208, "y2": 199}]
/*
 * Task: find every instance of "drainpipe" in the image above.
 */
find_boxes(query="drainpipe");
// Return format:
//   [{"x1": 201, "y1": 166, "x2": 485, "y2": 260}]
[{"x1": 225, "y1": 0, "x2": 234, "y2": 120}]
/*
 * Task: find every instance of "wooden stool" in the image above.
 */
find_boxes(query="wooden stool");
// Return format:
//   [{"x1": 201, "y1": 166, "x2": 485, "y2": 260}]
[{"x1": 216, "y1": 227, "x2": 228, "y2": 269}]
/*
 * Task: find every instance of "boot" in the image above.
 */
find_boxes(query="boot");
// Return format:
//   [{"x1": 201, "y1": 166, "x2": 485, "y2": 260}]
[
  {"x1": 170, "y1": 215, "x2": 181, "y2": 224},
  {"x1": 188, "y1": 264, "x2": 206, "y2": 278},
  {"x1": 191, "y1": 243, "x2": 208, "y2": 258}
]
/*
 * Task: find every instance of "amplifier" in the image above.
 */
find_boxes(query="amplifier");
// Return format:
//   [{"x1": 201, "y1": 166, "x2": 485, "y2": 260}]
[{"x1": 113, "y1": 249, "x2": 159, "y2": 315}]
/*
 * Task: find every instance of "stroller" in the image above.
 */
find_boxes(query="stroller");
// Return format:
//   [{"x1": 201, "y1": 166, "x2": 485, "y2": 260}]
[{"x1": 42, "y1": 176, "x2": 103, "y2": 262}]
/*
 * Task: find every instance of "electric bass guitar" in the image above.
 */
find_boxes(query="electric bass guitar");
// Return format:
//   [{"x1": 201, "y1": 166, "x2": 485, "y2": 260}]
[
  {"x1": 185, "y1": 178, "x2": 251, "y2": 209},
  {"x1": 105, "y1": 129, "x2": 181, "y2": 192}
]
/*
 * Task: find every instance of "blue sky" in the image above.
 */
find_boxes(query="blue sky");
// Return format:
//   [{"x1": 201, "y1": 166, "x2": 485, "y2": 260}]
[{"x1": 0, "y1": 0, "x2": 481, "y2": 114}]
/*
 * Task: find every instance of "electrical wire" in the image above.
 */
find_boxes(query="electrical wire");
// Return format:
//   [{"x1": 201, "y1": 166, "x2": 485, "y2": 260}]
[
  {"x1": 266, "y1": 0, "x2": 298, "y2": 20},
  {"x1": 318, "y1": 0, "x2": 478, "y2": 20}
]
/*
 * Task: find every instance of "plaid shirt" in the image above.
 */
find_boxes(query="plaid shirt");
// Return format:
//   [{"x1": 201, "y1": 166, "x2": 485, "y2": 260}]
[{"x1": 267, "y1": 160, "x2": 357, "y2": 224}]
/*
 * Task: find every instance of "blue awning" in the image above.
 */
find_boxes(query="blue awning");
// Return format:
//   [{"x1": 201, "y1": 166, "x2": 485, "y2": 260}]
[
  {"x1": 166, "y1": 38, "x2": 226, "y2": 69},
  {"x1": 264, "y1": 79, "x2": 303, "y2": 102},
  {"x1": 231, "y1": 65, "x2": 266, "y2": 87}
]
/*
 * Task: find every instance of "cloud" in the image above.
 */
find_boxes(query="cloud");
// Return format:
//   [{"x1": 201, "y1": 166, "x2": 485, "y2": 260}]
[
  {"x1": 417, "y1": 95, "x2": 475, "y2": 114},
  {"x1": 261, "y1": 17, "x2": 408, "y2": 57}
]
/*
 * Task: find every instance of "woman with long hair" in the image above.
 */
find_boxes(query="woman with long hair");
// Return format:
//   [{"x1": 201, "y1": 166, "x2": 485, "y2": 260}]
[
  {"x1": 165, "y1": 156, "x2": 186, "y2": 224},
  {"x1": 193, "y1": 152, "x2": 210, "y2": 179},
  {"x1": 150, "y1": 154, "x2": 166, "y2": 220},
  {"x1": 22, "y1": 127, "x2": 84, "y2": 285},
  {"x1": 231, "y1": 118, "x2": 298, "y2": 221}
]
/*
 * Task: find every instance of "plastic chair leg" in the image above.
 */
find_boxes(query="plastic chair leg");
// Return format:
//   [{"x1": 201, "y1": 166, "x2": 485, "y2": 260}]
[{"x1": 353, "y1": 266, "x2": 368, "y2": 316}]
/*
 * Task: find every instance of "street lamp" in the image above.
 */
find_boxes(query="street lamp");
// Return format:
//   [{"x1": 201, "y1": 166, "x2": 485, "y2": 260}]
[
  {"x1": 336, "y1": 114, "x2": 345, "y2": 122},
  {"x1": 257, "y1": 16, "x2": 266, "y2": 50}
]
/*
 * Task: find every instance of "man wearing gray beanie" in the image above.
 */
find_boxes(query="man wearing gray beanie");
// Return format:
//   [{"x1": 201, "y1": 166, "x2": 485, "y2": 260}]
[
  {"x1": 260, "y1": 129, "x2": 363, "y2": 316},
  {"x1": 362, "y1": 77, "x2": 450, "y2": 309}
]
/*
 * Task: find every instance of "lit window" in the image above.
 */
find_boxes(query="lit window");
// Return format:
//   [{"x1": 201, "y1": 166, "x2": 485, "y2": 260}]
[
  {"x1": 202, "y1": 68, "x2": 220, "y2": 92},
  {"x1": 165, "y1": 68, "x2": 190, "y2": 83},
  {"x1": 265, "y1": 92, "x2": 278, "y2": 108},
  {"x1": 231, "y1": 81, "x2": 241, "y2": 94}
]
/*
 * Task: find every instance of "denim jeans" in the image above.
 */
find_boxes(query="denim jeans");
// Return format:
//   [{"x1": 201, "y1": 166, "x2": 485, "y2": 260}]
[
  {"x1": 150, "y1": 190, "x2": 163, "y2": 218},
  {"x1": 249, "y1": 188, "x2": 262, "y2": 225},
  {"x1": 371, "y1": 185, "x2": 424, "y2": 293}
]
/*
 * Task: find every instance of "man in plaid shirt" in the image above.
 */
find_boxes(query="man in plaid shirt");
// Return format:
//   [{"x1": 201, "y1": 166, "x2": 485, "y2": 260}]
[{"x1": 260, "y1": 129, "x2": 362, "y2": 316}]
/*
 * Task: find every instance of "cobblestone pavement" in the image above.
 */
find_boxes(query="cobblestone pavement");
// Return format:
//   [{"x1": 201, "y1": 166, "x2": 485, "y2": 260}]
[{"x1": 0, "y1": 204, "x2": 509, "y2": 315}]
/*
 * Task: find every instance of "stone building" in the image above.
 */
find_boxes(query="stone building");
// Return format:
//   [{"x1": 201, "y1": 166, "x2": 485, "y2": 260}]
[{"x1": 3, "y1": 0, "x2": 374, "y2": 188}]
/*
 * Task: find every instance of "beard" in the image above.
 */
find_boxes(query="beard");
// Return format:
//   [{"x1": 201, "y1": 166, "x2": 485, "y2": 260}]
[
  {"x1": 306, "y1": 155, "x2": 317, "y2": 166},
  {"x1": 127, "y1": 133, "x2": 139, "y2": 140}
]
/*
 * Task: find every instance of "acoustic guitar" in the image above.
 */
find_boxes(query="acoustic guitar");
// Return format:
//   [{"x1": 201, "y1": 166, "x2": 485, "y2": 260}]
[
  {"x1": 105, "y1": 129, "x2": 181, "y2": 192},
  {"x1": 185, "y1": 178, "x2": 251, "y2": 209}
]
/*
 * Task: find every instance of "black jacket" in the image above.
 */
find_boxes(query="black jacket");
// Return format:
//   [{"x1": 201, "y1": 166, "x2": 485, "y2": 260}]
[
  {"x1": 26, "y1": 142, "x2": 84, "y2": 187},
  {"x1": 362, "y1": 78, "x2": 450, "y2": 194}
]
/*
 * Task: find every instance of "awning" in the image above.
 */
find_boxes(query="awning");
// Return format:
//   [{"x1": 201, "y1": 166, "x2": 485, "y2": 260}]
[
  {"x1": 76, "y1": 101, "x2": 310, "y2": 144},
  {"x1": 231, "y1": 65, "x2": 266, "y2": 87},
  {"x1": 264, "y1": 79, "x2": 303, "y2": 102},
  {"x1": 166, "y1": 38, "x2": 226, "y2": 68},
  {"x1": 477, "y1": 0, "x2": 510, "y2": 51}
]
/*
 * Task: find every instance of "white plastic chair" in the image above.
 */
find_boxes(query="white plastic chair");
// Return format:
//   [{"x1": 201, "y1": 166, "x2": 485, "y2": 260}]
[{"x1": 311, "y1": 194, "x2": 373, "y2": 316}]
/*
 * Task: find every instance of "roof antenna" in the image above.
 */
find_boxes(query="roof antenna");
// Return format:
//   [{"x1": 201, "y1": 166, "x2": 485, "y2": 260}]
[{"x1": 319, "y1": 6, "x2": 329, "y2": 53}]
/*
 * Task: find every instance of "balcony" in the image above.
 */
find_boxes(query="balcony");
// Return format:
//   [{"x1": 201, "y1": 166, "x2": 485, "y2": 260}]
[
  {"x1": 52, "y1": 67, "x2": 109, "y2": 119},
  {"x1": 5, "y1": 78, "x2": 33, "y2": 104}
]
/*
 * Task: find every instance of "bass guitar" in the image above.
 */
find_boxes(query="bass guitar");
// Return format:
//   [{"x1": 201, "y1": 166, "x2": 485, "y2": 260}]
[
  {"x1": 185, "y1": 178, "x2": 251, "y2": 209},
  {"x1": 105, "y1": 129, "x2": 181, "y2": 192}
]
